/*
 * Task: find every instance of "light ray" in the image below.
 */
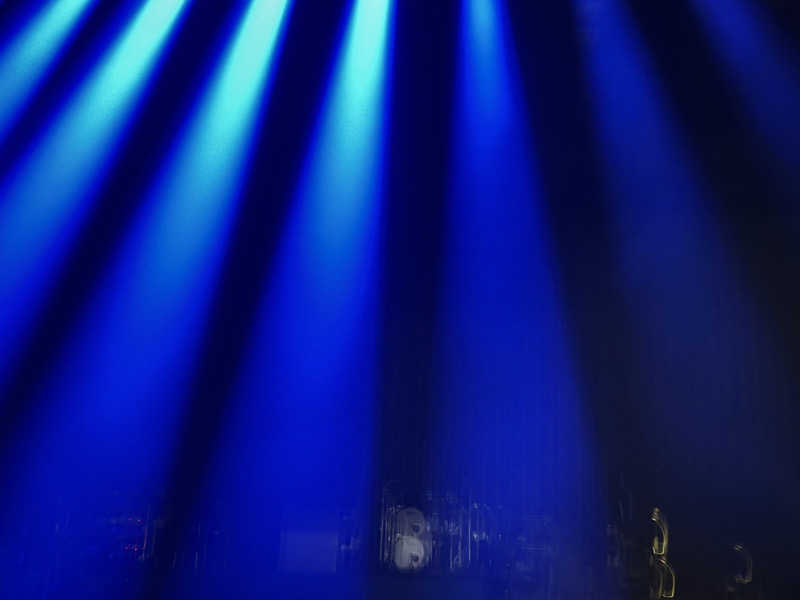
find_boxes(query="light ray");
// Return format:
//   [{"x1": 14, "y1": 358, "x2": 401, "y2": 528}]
[
  {"x1": 2, "y1": 2, "x2": 293, "y2": 591},
  {"x1": 0, "y1": 0, "x2": 190, "y2": 384},
  {"x1": 29, "y1": 0, "x2": 293, "y2": 494},
  {"x1": 689, "y1": 0, "x2": 800, "y2": 166},
  {"x1": 574, "y1": 0, "x2": 778, "y2": 495},
  {"x1": 436, "y1": 0, "x2": 589, "y2": 522},
  {"x1": 0, "y1": 0, "x2": 96, "y2": 141},
  {"x1": 220, "y1": 0, "x2": 394, "y2": 574}
]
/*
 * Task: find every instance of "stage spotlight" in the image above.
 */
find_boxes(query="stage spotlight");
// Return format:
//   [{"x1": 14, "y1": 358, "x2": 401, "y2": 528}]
[
  {"x1": 225, "y1": 0, "x2": 394, "y2": 537},
  {"x1": 0, "y1": 0, "x2": 190, "y2": 383},
  {"x1": 0, "y1": 0, "x2": 96, "y2": 141},
  {"x1": 689, "y1": 0, "x2": 800, "y2": 165},
  {"x1": 574, "y1": 0, "x2": 773, "y2": 492},
  {"x1": 25, "y1": 0, "x2": 292, "y2": 494},
  {"x1": 435, "y1": 0, "x2": 589, "y2": 522},
  {"x1": 123, "y1": 0, "x2": 293, "y2": 304}
]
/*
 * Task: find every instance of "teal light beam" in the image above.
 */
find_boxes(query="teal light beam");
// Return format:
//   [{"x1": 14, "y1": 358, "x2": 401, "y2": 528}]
[
  {"x1": 224, "y1": 0, "x2": 394, "y2": 527},
  {"x1": 28, "y1": 0, "x2": 293, "y2": 487},
  {"x1": 0, "y1": 0, "x2": 96, "y2": 141},
  {"x1": 0, "y1": 0, "x2": 190, "y2": 384}
]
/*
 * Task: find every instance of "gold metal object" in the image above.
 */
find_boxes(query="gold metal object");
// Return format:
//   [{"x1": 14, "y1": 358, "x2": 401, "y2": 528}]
[
  {"x1": 649, "y1": 507, "x2": 676, "y2": 599},
  {"x1": 651, "y1": 507, "x2": 669, "y2": 557}
]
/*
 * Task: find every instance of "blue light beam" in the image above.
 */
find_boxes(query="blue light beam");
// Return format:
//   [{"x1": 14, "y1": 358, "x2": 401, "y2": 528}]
[
  {"x1": 0, "y1": 0, "x2": 96, "y2": 142},
  {"x1": 575, "y1": 0, "x2": 725, "y2": 312},
  {"x1": 27, "y1": 0, "x2": 293, "y2": 495},
  {"x1": 0, "y1": 0, "x2": 190, "y2": 384},
  {"x1": 436, "y1": 0, "x2": 590, "y2": 517},
  {"x1": 689, "y1": 0, "x2": 800, "y2": 166},
  {"x1": 292, "y1": 0, "x2": 394, "y2": 273},
  {"x1": 222, "y1": 0, "x2": 394, "y2": 528},
  {"x1": 574, "y1": 0, "x2": 777, "y2": 493}
]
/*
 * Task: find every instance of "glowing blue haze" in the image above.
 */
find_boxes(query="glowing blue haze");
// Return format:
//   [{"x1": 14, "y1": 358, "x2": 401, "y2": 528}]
[
  {"x1": 0, "y1": 0, "x2": 190, "y2": 383},
  {"x1": 436, "y1": 0, "x2": 588, "y2": 512},
  {"x1": 29, "y1": 0, "x2": 293, "y2": 491},
  {"x1": 575, "y1": 0, "x2": 724, "y2": 306},
  {"x1": 0, "y1": 0, "x2": 96, "y2": 141},
  {"x1": 120, "y1": 0, "x2": 293, "y2": 299},
  {"x1": 575, "y1": 0, "x2": 769, "y2": 487},
  {"x1": 294, "y1": 0, "x2": 393, "y2": 273},
  {"x1": 224, "y1": 0, "x2": 394, "y2": 518},
  {"x1": 689, "y1": 0, "x2": 800, "y2": 166}
]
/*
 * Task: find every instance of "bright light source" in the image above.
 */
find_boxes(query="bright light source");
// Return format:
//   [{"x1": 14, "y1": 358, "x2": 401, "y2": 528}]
[
  {"x1": 134, "y1": 0, "x2": 292, "y2": 293},
  {"x1": 225, "y1": 0, "x2": 394, "y2": 520},
  {"x1": 434, "y1": 0, "x2": 588, "y2": 518},
  {"x1": 0, "y1": 0, "x2": 190, "y2": 384},
  {"x1": 296, "y1": 0, "x2": 394, "y2": 269},
  {"x1": 31, "y1": 0, "x2": 292, "y2": 485},
  {"x1": 0, "y1": 0, "x2": 96, "y2": 141}
]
